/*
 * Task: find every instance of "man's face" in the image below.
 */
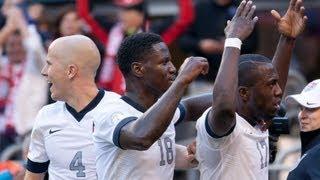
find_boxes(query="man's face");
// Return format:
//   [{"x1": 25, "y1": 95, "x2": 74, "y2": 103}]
[
  {"x1": 248, "y1": 63, "x2": 282, "y2": 120},
  {"x1": 298, "y1": 107, "x2": 320, "y2": 132},
  {"x1": 59, "y1": 11, "x2": 81, "y2": 36},
  {"x1": 41, "y1": 45, "x2": 69, "y2": 101},
  {"x1": 119, "y1": 9, "x2": 144, "y2": 32},
  {"x1": 6, "y1": 34, "x2": 26, "y2": 64},
  {"x1": 142, "y1": 42, "x2": 176, "y2": 96}
]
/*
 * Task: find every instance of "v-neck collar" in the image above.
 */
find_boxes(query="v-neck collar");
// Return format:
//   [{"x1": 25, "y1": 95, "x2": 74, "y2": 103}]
[
  {"x1": 65, "y1": 90, "x2": 105, "y2": 122},
  {"x1": 121, "y1": 96, "x2": 147, "y2": 113}
]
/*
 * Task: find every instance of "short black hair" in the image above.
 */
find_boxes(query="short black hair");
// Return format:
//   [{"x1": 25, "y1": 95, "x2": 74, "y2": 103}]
[
  {"x1": 117, "y1": 32, "x2": 163, "y2": 76},
  {"x1": 238, "y1": 54, "x2": 272, "y2": 87}
]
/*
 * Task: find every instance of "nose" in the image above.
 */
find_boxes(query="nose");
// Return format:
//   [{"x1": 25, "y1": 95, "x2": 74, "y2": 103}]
[
  {"x1": 168, "y1": 61, "x2": 176, "y2": 75},
  {"x1": 274, "y1": 83, "x2": 282, "y2": 97},
  {"x1": 41, "y1": 65, "x2": 48, "y2": 77}
]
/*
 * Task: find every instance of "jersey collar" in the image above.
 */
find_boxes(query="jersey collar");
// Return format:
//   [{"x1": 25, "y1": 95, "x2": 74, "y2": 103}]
[
  {"x1": 65, "y1": 90, "x2": 105, "y2": 122},
  {"x1": 121, "y1": 96, "x2": 147, "y2": 113}
]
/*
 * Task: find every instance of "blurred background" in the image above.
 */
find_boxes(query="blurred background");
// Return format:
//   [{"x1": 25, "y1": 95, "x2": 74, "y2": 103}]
[{"x1": 0, "y1": 0, "x2": 319, "y2": 179}]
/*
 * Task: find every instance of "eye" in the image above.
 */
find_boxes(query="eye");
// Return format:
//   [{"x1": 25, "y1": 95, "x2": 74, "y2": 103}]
[
  {"x1": 268, "y1": 80, "x2": 277, "y2": 88},
  {"x1": 162, "y1": 59, "x2": 169, "y2": 65}
]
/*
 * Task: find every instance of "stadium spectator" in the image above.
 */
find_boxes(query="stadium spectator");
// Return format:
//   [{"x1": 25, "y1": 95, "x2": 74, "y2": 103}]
[
  {"x1": 77, "y1": 0, "x2": 194, "y2": 94},
  {"x1": 286, "y1": 79, "x2": 320, "y2": 179},
  {"x1": 54, "y1": 6, "x2": 105, "y2": 82},
  {"x1": 24, "y1": 35, "x2": 119, "y2": 180},
  {"x1": 93, "y1": 32, "x2": 210, "y2": 179},
  {"x1": 179, "y1": 0, "x2": 258, "y2": 94},
  {"x1": 0, "y1": 6, "x2": 47, "y2": 143},
  {"x1": 195, "y1": 0, "x2": 307, "y2": 179}
]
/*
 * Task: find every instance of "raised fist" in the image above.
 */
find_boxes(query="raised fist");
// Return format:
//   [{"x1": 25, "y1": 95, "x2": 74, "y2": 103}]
[{"x1": 176, "y1": 56, "x2": 209, "y2": 85}]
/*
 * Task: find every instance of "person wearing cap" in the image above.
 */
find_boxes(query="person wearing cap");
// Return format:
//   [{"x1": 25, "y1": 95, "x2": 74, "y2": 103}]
[{"x1": 286, "y1": 79, "x2": 320, "y2": 180}]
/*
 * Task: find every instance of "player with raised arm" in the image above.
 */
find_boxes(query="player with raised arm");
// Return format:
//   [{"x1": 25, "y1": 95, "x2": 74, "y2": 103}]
[
  {"x1": 196, "y1": 0, "x2": 307, "y2": 179},
  {"x1": 93, "y1": 32, "x2": 211, "y2": 180}
]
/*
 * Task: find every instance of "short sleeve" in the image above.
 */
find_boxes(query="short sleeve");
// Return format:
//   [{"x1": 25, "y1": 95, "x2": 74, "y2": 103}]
[
  {"x1": 196, "y1": 109, "x2": 240, "y2": 150},
  {"x1": 93, "y1": 102, "x2": 138, "y2": 149},
  {"x1": 26, "y1": 108, "x2": 50, "y2": 173},
  {"x1": 174, "y1": 103, "x2": 186, "y2": 125}
]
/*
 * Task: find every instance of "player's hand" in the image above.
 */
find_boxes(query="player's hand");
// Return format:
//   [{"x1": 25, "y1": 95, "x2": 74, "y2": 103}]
[
  {"x1": 186, "y1": 141, "x2": 198, "y2": 168},
  {"x1": 271, "y1": 0, "x2": 308, "y2": 38},
  {"x1": 176, "y1": 56, "x2": 209, "y2": 85},
  {"x1": 224, "y1": 0, "x2": 258, "y2": 41}
]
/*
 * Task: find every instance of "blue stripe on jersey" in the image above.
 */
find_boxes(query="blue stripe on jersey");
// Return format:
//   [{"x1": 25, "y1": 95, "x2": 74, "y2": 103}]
[
  {"x1": 26, "y1": 158, "x2": 50, "y2": 173},
  {"x1": 113, "y1": 117, "x2": 138, "y2": 149},
  {"x1": 175, "y1": 103, "x2": 186, "y2": 126},
  {"x1": 205, "y1": 110, "x2": 236, "y2": 138},
  {"x1": 66, "y1": 89, "x2": 105, "y2": 122}
]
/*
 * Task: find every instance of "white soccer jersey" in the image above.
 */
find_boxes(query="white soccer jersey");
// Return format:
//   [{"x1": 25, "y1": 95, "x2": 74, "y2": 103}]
[
  {"x1": 27, "y1": 90, "x2": 120, "y2": 180},
  {"x1": 196, "y1": 108, "x2": 269, "y2": 180},
  {"x1": 93, "y1": 96, "x2": 185, "y2": 180}
]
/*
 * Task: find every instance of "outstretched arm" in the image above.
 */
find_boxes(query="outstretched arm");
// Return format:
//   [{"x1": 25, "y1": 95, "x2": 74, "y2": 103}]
[
  {"x1": 119, "y1": 57, "x2": 209, "y2": 150},
  {"x1": 179, "y1": 93, "x2": 212, "y2": 122},
  {"x1": 271, "y1": 0, "x2": 307, "y2": 92},
  {"x1": 161, "y1": 0, "x2": 194, "y2": 45},
  {"x1": 208, "y1": 1, "x2": 258, "y2": 136},
  {"x1": 76, "y1": 0, "x2": 108, "y2": 44}
]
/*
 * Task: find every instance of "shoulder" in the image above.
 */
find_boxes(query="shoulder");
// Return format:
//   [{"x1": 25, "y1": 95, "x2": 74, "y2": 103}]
[
  {"x1": 33, "y1": 101, "x2": 65, "y2": 127},
  {"x1": 196, "y1": 107, "x2": 212, "y2": 128},
  {"x1": 305, "y1": 143, "x2": 320, "y2": 161},
  {"x1": 100, "y1": 91, "x2": 122, "y2": 104},
  {"x1": 96, "y1": 92, "x2": 126, "y2": 113},
  {"x1": 41, "y1": 101, "x2": 65, "y2": 114}
]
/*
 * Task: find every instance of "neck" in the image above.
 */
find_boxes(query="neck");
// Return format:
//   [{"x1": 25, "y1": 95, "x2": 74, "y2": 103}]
[
  {"x1": 236, "y1": 100, "x2": 271, "y2": 130},
  {"x1": 300, "y1": 128, "x2": 320, "y2": 155},
  {"x1": 236, "y1": 100, "x2": 256, "y2": 126},
  {"x1": 125, "y1": 79, "x2": 160, "y2": 109},
  {"x1": 65, "y1": 83, "x2": 99, "y2": 112}
]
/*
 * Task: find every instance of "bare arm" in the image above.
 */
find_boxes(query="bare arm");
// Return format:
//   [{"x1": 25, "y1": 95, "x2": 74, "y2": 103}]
[
  {"x1": 24, "y1": 171, "x2": 45, "y2": 180},
  {"x1": 0, "y1": 7, "x2": 17, "y2": 48},
  {"x1": 120, "y1": 57, "x2": 209, "y2": 150},
  {"x1": 208, "y1": 1, "x2": 258, "y2": 136},
  {"x1": 271, "y1": 0, "x2": 307, "y2": 92},
  {"x1": 180, "y1": 93, "x2": 212, "y2": 122}
]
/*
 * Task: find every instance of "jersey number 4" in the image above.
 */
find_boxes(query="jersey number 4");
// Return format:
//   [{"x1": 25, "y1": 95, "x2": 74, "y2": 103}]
[
  {"x1": 69, "y1": 151, "x2": 86, "y2": 177},
  {"x1": 158, "y1": 137, "x2": 173, "y2": 166}
]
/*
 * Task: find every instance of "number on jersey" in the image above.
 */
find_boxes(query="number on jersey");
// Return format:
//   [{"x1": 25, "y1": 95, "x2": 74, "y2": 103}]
[
  {"x1": 158, "y1": 137, "x2": 173, "y2": 166},
  {"x1": 256, "y1": 140, "x2": 268, "y2": 169},
  {"x1": 69, "y1": 151, "x2": 86, "y2": 177}
]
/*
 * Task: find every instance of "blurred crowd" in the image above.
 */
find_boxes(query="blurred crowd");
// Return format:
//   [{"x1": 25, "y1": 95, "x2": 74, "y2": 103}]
[{"x1": 0, "y1": 0, "x2": 319, "y2": 179}]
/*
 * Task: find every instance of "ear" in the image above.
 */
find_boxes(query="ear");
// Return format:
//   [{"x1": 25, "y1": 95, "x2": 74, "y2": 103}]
[
  {"x1": 238, "y1": 86, "x2": 250, "y2": 102},
  {"x1": 131, "y1": 62, "x2": 144, "y2": 78},
  {"x1": 67, "y1": 64, "x2": 78, "y2": 79}
]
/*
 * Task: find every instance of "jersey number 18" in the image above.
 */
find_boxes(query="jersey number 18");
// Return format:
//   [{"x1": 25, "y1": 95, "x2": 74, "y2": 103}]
[{"x1": 158, "y1": 137, "x2": 173, "y2": 166}]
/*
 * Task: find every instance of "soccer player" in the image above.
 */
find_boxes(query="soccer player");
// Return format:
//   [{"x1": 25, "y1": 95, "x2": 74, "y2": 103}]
[
  {"x1": 93, "y1": 32, "x2": 211, "y2": 179},
  {"x1": 195, "y1": 0, "x2": 307, "y2": 179},
  {"x1": 24, "y1": 35, "x2": 120, "y2": 180}
]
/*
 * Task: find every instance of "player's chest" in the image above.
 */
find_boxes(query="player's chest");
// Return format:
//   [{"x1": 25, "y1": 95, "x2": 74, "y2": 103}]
[
  {"x1": 238, "y1": 132, "x2": 269, "y2": 171},
  {"x1": 43, "y1": 119, "x2": 94, "y2": 160}
]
